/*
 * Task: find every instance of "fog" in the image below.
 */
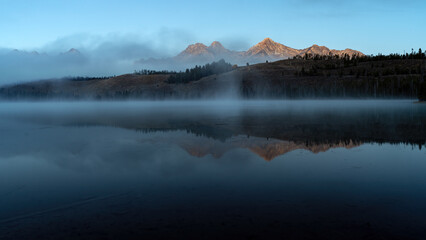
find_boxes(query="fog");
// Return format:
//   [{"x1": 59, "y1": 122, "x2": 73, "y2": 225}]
[
  {"x1": 0, "y1": 32, "x2": 251, "y2": 85},
  {"x1": 0, "y1": 36, "x2": 166, "y2": 84}
]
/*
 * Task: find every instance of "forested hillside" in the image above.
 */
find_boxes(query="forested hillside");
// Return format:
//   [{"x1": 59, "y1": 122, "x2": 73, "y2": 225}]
[{"x1": 0, "y1": 52, "x2": 425, "y2": 100}]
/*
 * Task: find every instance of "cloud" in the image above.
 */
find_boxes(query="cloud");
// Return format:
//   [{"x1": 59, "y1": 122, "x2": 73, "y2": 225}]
[
  {"x1": 0, "y1": 29, "x2": 259, "y2": 84},
  {"x1": 0, "y1": 30, "x2": 195, "y2": 85},
  {"x1": 0, "y1": 49, "x2": 90, "y2": 84}
]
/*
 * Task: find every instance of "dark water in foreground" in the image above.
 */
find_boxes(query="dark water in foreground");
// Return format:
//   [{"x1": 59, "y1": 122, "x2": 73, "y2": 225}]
[{"x1": 0, "y1": 100, "x2": 426, "y2": 239}]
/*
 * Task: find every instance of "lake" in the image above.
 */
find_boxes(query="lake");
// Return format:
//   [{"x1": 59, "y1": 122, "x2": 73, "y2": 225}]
[{"x1": 0, "y1": 100, "x2": 425, "y2": 239}]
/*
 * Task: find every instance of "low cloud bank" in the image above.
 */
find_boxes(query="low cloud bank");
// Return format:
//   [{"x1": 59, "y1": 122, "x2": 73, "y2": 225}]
[
  {"x1": 0, "y1": 32, "x2": 253, "y2": 85},
  {"x1": 0, "y1": 31, "x2": 197, "y2": 85}
]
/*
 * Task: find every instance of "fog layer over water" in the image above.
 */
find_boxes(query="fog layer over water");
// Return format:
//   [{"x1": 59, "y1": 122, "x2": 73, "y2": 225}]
[{"x1": 0, "y1": 100, "x2": 425, "y2": 239}]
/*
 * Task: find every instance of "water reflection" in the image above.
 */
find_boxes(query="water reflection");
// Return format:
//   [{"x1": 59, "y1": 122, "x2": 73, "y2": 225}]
[
  {"x1": 1, "y1": 100, "x2": 425, "y2": 156},
  {"x1": 142, "y1": 134, "x2": 361, "y2": 161},
  {"x1": 0, "y1": 100, "x2": 425, "y2": 239}
]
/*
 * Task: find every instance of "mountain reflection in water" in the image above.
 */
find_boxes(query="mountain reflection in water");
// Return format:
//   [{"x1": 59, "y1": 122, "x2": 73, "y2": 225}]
[
  {"x1": 0, "y1": 100, "x2": 426, "y2": 239},
  {"x1": 142, "y1": 134, "x2": 361, "y2": 161},
  {"x1": 2, "y1": 100, "x2": 424, "y2": 152}
]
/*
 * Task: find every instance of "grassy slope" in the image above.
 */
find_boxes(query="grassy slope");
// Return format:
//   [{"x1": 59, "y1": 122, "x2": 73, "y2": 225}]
[{"x1": 0, "y1": 58, "x2": 424, "y2": 99}]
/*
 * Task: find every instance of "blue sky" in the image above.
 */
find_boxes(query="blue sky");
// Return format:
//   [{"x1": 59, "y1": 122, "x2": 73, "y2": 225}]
[{"x1": 0, "y1": 0, "x2": 425, "y2": 55}]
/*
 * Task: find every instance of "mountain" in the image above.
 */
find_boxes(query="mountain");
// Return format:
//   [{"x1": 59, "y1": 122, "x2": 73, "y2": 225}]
[
  {"x1": 61, "y1": 48, "x2": 81, "y2": 55},
  {"x1": 176, "y1": 41, "x2": 238, "y2": 64},
  {"x1": 8, "y1": 48, "x2": 81, "y2": 57},
  {"x1": 137, "y1": 38, "x2": 364, "y2": 69},
  {"x1": 8, "y1": 49, "x2": 44, "y2": 56},
  {"x1": 66, "y1": 48, "x2": 81, "y2": 54},
  {"x1": 208, "y1": 41, "x2": 231, "y2": 55},
  {"x1": 178, "y1": 41, "x2": 232, "y2": 57},
  {"x1": 298, "y1": 44, "x2": 364, "y2": 58},
  {"x1": 244, "y1": 38, "x2": 300, "y2": 59},
  {"x1": 178, "y1": 43, "x2": 210, "y2": 58},
  {"x1": 299, "y1": 44, "x2": 332, "y2": 56}
]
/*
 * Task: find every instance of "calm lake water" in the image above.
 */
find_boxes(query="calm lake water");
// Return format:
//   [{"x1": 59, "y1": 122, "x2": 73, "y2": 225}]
[{"x1": 0, "y1": 100, "x2": 425, "y2": 239}]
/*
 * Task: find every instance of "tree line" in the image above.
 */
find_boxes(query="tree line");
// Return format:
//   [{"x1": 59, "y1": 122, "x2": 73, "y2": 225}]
[
  {"x1": 65, "y1": 76, "x2": 115, "y2": 81},
  {"x1": 133, "y1": 69, "x2": 176, "y2": 75},
  {"x1": 293, "y1": 48, "x2": 425, "y2": 61},
  {"x1": 167, "y1": 59, "x2": 233, "y2": 84}
]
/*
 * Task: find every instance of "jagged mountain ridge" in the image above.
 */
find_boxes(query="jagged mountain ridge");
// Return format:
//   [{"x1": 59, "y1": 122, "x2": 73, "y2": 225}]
[
  {"x1": 9, "y1": 48, "x2": 81, "y2": 56},
  {"x1": 177, "y1": 41, "x2": 238, "y2": 60},
  {"x1": 244, "y1": 38, "x2": 301, "y2": 58},
  {"x1": 7, "y1": 47, "x2": 85, "y2": 61},
  {"x1": 138, "y1": 38, "x2": 364, "y2": 70},
  {"x1": 179, "y1": 41, "x2": 233, "y2": 57},
  {"x1": 176, "y1": 37, "x2": 363, "y2": 62}
]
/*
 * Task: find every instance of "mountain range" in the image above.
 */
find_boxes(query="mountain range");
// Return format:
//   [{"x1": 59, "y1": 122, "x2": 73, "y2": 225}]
[
  {"x1": 138, "y1": 38, "x2": 364, "y2": 69},
  {"x1": 8, "y1": 48, "x2": 81, "y2": 57},
  {"x1": 1, "y1": 38, "x2": 364, "y2": 81}
]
